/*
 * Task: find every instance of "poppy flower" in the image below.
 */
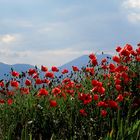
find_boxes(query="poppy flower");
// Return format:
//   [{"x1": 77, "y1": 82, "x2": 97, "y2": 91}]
[
  {"x1": 116, "y1": 46, "x2": 122, "y2": 52},
  {"x1": 7, "y1": 99, "x2": 13, "y2": 105},
  {"x1": 52, "y1": 87, "x2": 61, "y2": 95},
  {"x1": 101, "y1": 110, "x2": 107, "y2": 117},
  {"x1": 35, "y1": 78, "x2": 42, "y2": 85},
  {"x1": 89, "y1": 53, "x2": 96, "y2": 59},
  {"x1": 79, "y1": 109, "x2": 87, "y2": 116},
  {"x1": 97, "y1": 101, "x2": 108, "y2": 107},
  {"x1": 98, "y1": 87, "x2": 105, "y2": 94},
  {"x1": 52, "y1": 66, "x2": 59, "y2": 72},
  {"x1": 11, "y1": 71, "x2": 19, "y2": 77},
  {"x1": 72, "y1": 66, "x2": 79, "y2": 72},
  {"x1": 28, "y1": 68, "x2": 36, "y2": 76},
  {"x1": 62, "y1": 69, "x2": 69, "y2": 74},
  {"x1": 112, "y1": 56, "x2": 121, "y2": 63},
  {"x1": 37, "y1": 88, "x2": 48, "y2": 96},
  {"x1": 20, "y1": 87, "x2": 30, "y2": 95},
  {"x1": 50, "y1": 100, "x2": 57, "y2": 107},
  {"x1": 91, "y1": 58, "x2": 98, "y2": 66},
  {"x1": 0, "y1": 99, "x2": 5, "y2": 104},
  {"x1": 41, "y1": 65, "x2": 48, "y2": 72},
  {"x1": 92, "y1": 80, "x2": 98, "y2": 86},
  {"x1": 93, "y1": 94, "x2": 99, "y2": 101},
  {"x1": 10, "y1": 80, "x2": 19, "y2": 88},
  {"x1": 116, "y1": 94, "x2": 123, "y2": 102},
  {"x1": 45, "y1": 72, "x2": 54, "y2": 79},
  {"x1": 115, "y1": 84, "x2": 122, "y2": 91},
  {"x1": 0, "y1": 81, "x2": 4, "y2": 87},
  {"x1": 108, "y1": 100, "x2": 118, "y2": 108},
  {"x1": 25, "y1": 79, "x2": 31, "y2": 86}
]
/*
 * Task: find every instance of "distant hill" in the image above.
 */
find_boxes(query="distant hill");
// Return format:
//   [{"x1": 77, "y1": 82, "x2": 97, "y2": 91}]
[
  {"x1": 59, "y1": 54, "x2": 112, "y2": 72},
  {"x1": 0, "y1": 54, "x2": 112, "y2": 79},
  {"x1": 0, "y1": 62, "x2": 35, "y2": 80}
]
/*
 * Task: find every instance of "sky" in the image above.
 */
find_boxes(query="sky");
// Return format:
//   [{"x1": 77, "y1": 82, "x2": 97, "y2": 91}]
[{"x1": 0, "y1": 0, "x2": 140, "y2": 68}]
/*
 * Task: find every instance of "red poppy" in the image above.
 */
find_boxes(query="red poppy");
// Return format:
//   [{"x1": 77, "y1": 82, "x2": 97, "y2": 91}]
[
  {"x1": 116, "y1": 94, "x2": 123, "y2": 102},
  {"x1": 52, "y1": 87, "x2": 61, "y2": 95},
  {"x1": 11, "y1": 71, "x2": 19, "y2": 77},
  {"x1": 10, "y1": 80, "x2": 19, "y2": 88},
  {"x1": 93, "y1": 94, "x2": 99, "y2": 101},
  {"x1": 0, "y1": 99, "x2": 5, "y2": 104},
  {"x1": 108, "y1": 100, "x2": 118, "y2": 108},
  {"x1": 92, "y1": 80, "x2": 99, "y2": 86},
  {"x1": 116, "y1": 46, "x2": 122, "y2": 52},
  {"x1": 25, "y1": 79, "x2": 31, "y2": 86},
  {"x1": 37, "y1": 88, "x2": 48, "y2": 96},
  {"x1": 35, "y1": 78, "x2": 42, "y2": 85},
  {"x1": 7, "y1": 99, "x2": 13, "y2": 105},
  {"x1": 101, "y1": 110, "x2": 107, "y2": 117},
  {"x1": 41, "y1": 65, "x2": 48, "y2": 72},
  {"x1": 86, "y1": 67, "x2": 94, "y2": 75},
  {"x1": 89, "y1": 53, "x2": 96, "y2": 60},
  {"x1": 20, "y1": 87, "x2": 30, "y2": 95},
  {"x1": 98, "y1": 87, "x2": 105, "y2": 94},
  {"x1": 50, "y1": 100, "x2": 57, "y2": 107},
  {"x1": 115, "y1": 84, "x2": 122, "y2": 91},
  {"x1": 51, "y1": 66, "x2": 59, "y2": 72},
  {"x1": 72, "y1": 66, "x2": 79, "y2": 72},
  {"x1": 91, "y1": 58, "x2": 98, "y2": 66},
  {"x1": 97, "y1": 101, "x2": 108, "y2": 107},
  {"x1": 112, "y1": 56, "x2": 121, "y2": 63},
  {"x1": 0, "y1": 81, "x2": 4, "y2": 87},
  {"x1": 79, "y1": 109, "x2": 87, "y2": 116},
  {"x1": 28, "y1": 68, "x2": 36, "y2": 76},
  {"x1": 42, "y1": 79, "x2": 50, "y2": 84},
  {"x1": 45, "y1": 72, "x2": 54, "y2": 78},
  {"x1": 62, "y1": 69, "x2": 69, "y2": 74}
]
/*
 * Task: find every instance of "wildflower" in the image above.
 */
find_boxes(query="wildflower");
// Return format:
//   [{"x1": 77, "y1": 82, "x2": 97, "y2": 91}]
[
  {"x1": 45, "y1": 72, "x2": 54, "y2": 79},
  {"x1": 108, "y1": 100, "x2": 118, "y2": 108},
  {"x1": 79, "y1": 109, "x2": 87, "y2": 116},
  {"x1": 35, "y1": 78, "x2": 42, "y2": 85},
  {"x1": 72, "y1": 66, "x2": 79, "y2": 72},
  {"x1": 41, "y1": 65, "x2": 48, "y2": 72},
  {"x1": 50, "y1": 100, "x2": 57, "y2": 107},
  {"x1": 101, "y1": 110, "x2": 107, "y2": 117},
  {"x1": 116, "y1": 94, "x2": 123, "y2": 102},
  {"x1": 10, "y1": 80, "x2": 19, "y2": 88},
  {"x1": 112, "y1": 56, "x2": 120, "y2": 63},
  {"x1": 28, "y1": 68, "x2": 36, "y2": 76},
  {"x1": 116, "y1": 46, "x2": 122, "y2": 52},
  {"x1": 52, "y1": 87, "x2": 61, "y2": 95},
  {"x1": 93, "y1": 94, "x2": 99, "y2": 101},
  {"x1": 0, "y1": 99, "x2": 5, "y2": 104},
  {"x1": 7, "y1": 99, "x2": 13, "y2": 105},
  {"x1": 0, "y1": 81, "x2": 4, "y2": 87},
  {"x1": 25, "y1": 79, "x2": 31, "y2": 86},
  {"x1": 52, "y1": 66, "x2": 59, "y2": 72},
  {"x1": 37, "y1": 88, "x2": 48, "y2": 96},
  {"x1": 11, "y1": 71, "x2": 19, "y2": 77},
  {"x1": 62, "y1": 69, "x2": 69, "y2": 74}
]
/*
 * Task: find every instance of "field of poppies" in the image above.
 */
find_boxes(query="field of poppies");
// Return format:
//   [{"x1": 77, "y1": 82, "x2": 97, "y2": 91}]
[{"x1": 0, "y1": 44, "x2": 140, "y2": 140}]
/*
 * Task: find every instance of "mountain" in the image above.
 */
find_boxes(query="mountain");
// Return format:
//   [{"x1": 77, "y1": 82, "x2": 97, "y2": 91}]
[
  {"x1": 0, "y1": 62, "x2": 35, "y2": 80},
  {"x1": 58, "y1": 54, "x2": 112, "y2": 72},
  {"x1": 0, "y1": 54, "x2": 112, "y2": 79}
]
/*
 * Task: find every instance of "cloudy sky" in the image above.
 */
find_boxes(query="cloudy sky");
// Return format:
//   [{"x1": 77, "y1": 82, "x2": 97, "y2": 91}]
[{"x1": 0, "y1": 0, "x2": 140, "y2": 68}]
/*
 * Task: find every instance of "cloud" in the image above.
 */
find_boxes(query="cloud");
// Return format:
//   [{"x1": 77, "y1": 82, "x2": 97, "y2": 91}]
[
  {"x1": 122, "y1": 0, "x2": 140, "y2": 24},
  {"x1": 0, "y1": 34, "x2": 16, "y2": 43},
  {"x1": 127, "y1": 12, "x2": 140, "y2": 23},
  {"x1": 123, "y1": 0, "x2": 140, "y2": 9},
  {"x1": 0, "y1": 48, "x2": 93, "y2": 68}
]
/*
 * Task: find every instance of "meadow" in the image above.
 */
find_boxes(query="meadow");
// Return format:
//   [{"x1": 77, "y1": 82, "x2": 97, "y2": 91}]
[{"x1": 0, "y1": 44, "x2": 140, "y2": 140}]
